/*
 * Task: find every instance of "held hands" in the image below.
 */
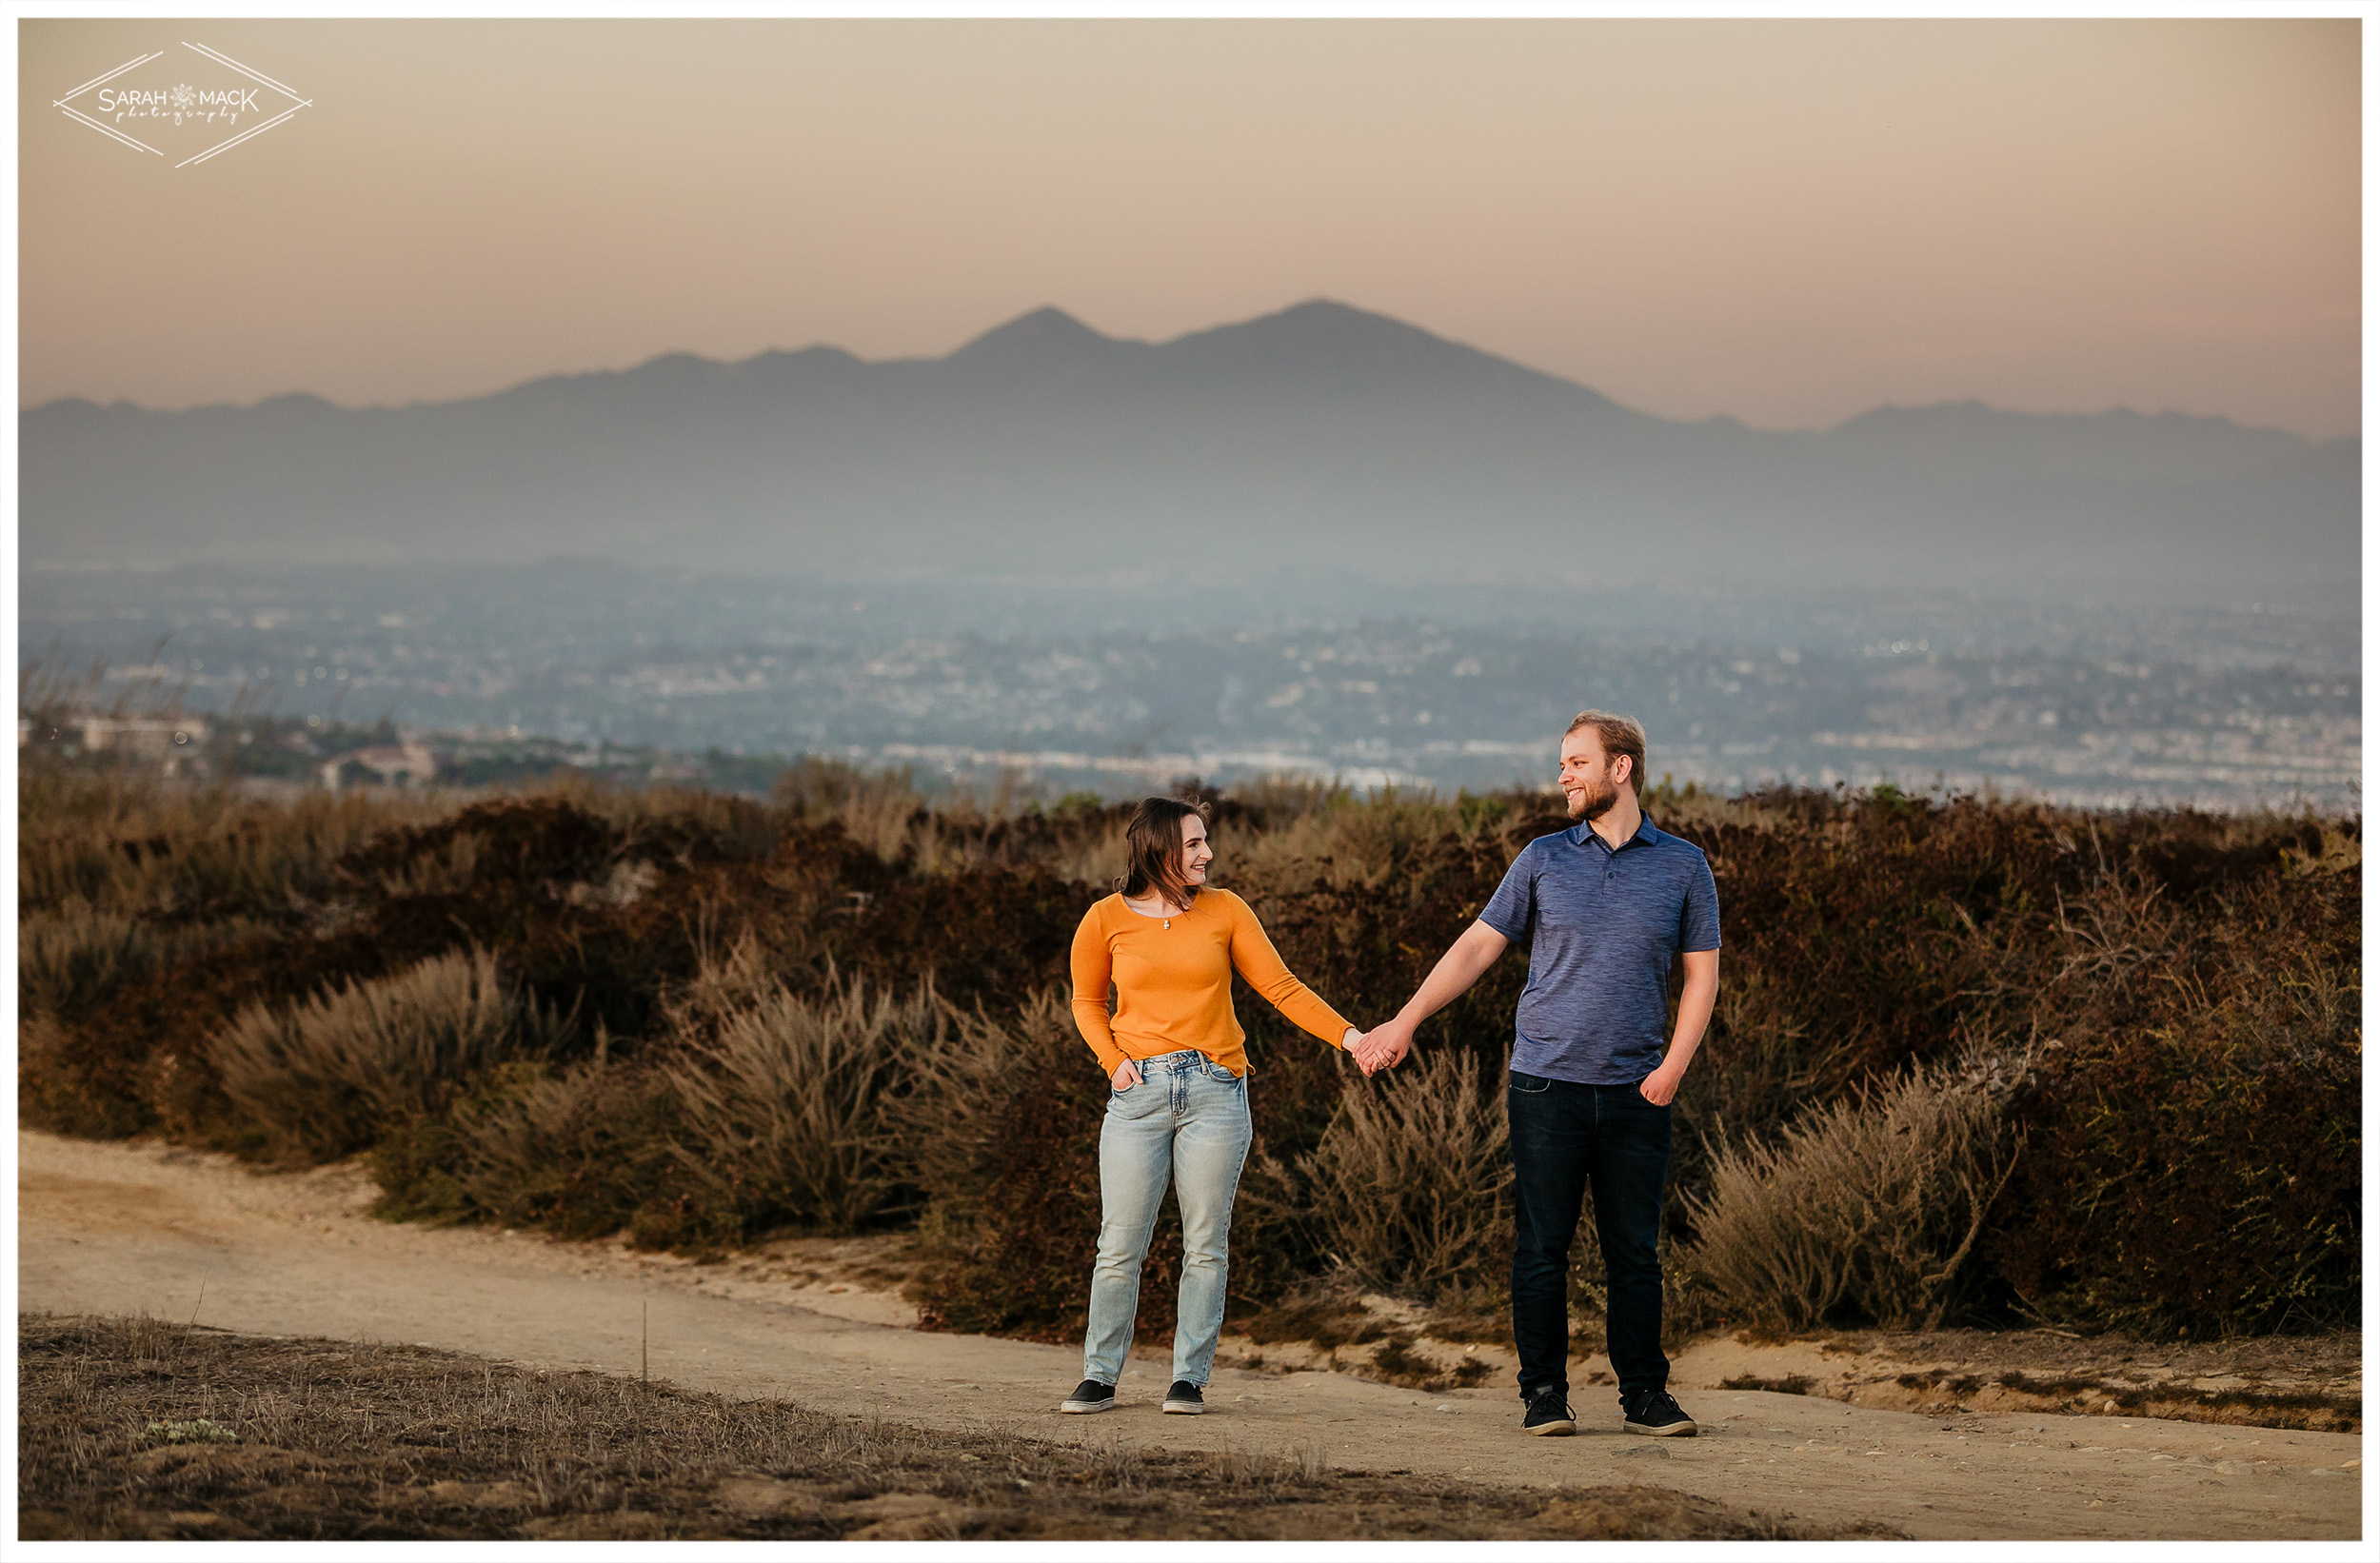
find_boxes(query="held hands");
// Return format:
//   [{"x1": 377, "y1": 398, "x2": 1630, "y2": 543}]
[
  {"x1": 1349, "y1": 1020, "x2": 1414, "y2": 1078},
  {"x1": 1114, "y1": 1030, "x2": 1413, "y2": 1085}
]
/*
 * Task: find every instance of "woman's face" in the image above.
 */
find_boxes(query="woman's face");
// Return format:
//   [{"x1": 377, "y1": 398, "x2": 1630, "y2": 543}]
[{"x1": 1179, "y1": 814, "x2": 1213, "y2": 886}]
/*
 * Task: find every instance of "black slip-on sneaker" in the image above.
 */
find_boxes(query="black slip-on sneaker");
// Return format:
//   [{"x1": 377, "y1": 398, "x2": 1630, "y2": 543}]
[
  {"x1": 1059, "y1": 1379, "x2": 1117, "y2": 1414},
  {"x1": 1161, "y1": 1380, "x2": 1205, "y2": 1415},
  {"x1": 1522, "y1": 1390, "x2": 1577, "y2": 1436},
  {"x1": 1622, "y1": 1389, "x2": 1698, "y2": 1437}
]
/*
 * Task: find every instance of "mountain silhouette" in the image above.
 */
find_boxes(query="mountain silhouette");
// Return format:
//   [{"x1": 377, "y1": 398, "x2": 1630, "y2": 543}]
[{"x1": 19, "y1": 301, "x2": 2355, "y2": 607}]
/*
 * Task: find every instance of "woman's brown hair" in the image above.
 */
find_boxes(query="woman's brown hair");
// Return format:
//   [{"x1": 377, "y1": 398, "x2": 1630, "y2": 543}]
[{"x1": 1116, "y1": 796, "x2": 1210, "y2": 907}]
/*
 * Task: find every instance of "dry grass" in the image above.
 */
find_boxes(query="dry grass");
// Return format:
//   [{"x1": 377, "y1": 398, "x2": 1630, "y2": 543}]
[
  {"x1": 562, "y1": 776, "x2": 784, "y2": 864},
  {"x1": 1224, "y1": 788, "x2": 1532, "y2": 896},
  {"x1": 446, "y1": 1059, "x2": 681, "y2": 1239},
  {"x1": 1295, "y1": 1048, "x2": 1514, "y2": 1301},
  {"x1": 663, "y1": 970, "x2": 946, "y2": 1237},
  {"x1": 16, "y1": 771, "x2": 439, "y2": 919},
  {"x1": 1686, "y1": 1061, "x2": 2022, "y2": 1334},
  {"x1": 663, "y1": 923, "x2": 801, "y2": 1036},
  {"x1": 18, "y1": 900, "x2": 261, "y2": 1020},
  {"x1": 18, "y1": 1314, "x2": 1893, "y2": 1541},
  {"x1": 770, "y1": 756, "x2": 930, "y2": 863},
  {"x1": 907, "y1": 987, "x2": 1074, "y2": 1240},
  {"x1": 1041, "y1": 815, "x2": 1134, "y2": 888},
  {"x1": 208, "y1": 949, "x2": 562, "y2": 1164}
]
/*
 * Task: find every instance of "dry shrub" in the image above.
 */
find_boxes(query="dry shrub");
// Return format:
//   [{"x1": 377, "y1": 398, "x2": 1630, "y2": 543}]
[
  {"x1": 560, "y1": 776, "x2": 783, "y2": 863},
  {"x1": 1995, "y1": 863, "x2": 2360, "y2": 1336},
  {"x1": 1225, "y1": 791, "x2": 1499, "y2": 897},
  {"x1": 16, "y1": 772, "x2": 433, "y2": 919},
  {"x1": 1041, "y1": 817, "x2": 1133, "y2": 889},
  {"x1": 1297, "y1": 1048, "x2": 1513, "y2": 1302},
  {"x1": 907, "y1": 988, "x2": 1123, "y2": 1340},
  {"x1": 663, "y1": 971, "x2": 943, "y2": 1238},
  {"x1": 664, "y1": 923, "x2": 814, "y2": 1039},
  {"x1": 1674, "y1": 968, "x2": 1847, "y2": 1154},
  {"x1": 1685, "y1": 1060, "x2": 2020, "y2": 1335},
  {"x1": 208, "y1": 948, "x2": 561, "y2": 1164},
  {"x1": 446, "y1": 1058, "x2": 679, "y2": 1239},
  {"x1": 772, "y1": 757, "x2": 927, "y2": 862},
  {"x1": 364, "y1": 828, "x2": 484, "y2": 900},
  {"x1": 907, "y1": 989, "x2": 1070, "y2": 1244},
  {"x1": 18, "y1": 1010, "x2": 85, "y2": 1118},
  {"x1": 18, "y1": 900, "x2": 260, "y2": 1020}
]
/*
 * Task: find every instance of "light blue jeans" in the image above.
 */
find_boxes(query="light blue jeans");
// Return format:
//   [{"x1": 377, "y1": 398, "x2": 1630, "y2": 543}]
[{"x1": 1081, "y1": 1048, "x2": 1254, "y2": 1389}]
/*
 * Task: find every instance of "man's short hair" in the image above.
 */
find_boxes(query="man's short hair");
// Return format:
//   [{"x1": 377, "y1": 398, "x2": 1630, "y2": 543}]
[{"x1": 1565, "y1": 710, "x2": 1648, "y2": 793}]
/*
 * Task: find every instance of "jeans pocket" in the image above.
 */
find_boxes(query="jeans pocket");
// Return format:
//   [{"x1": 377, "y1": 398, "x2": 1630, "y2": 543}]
[
  {"x1": 1203, "y1": 1062, "x2": 1241, "y2": 1084},
  {"x1": 1509, "y1": 1072, "x2": 1554, "y2": 1096}
]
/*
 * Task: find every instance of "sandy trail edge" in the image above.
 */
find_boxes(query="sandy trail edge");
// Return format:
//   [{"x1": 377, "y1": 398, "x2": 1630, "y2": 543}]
[{"x1": 16, "y1": 1131, "x2": 2362, "y2": 1541}]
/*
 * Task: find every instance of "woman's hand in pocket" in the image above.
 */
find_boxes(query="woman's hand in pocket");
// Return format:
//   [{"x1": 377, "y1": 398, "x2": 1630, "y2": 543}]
[{"x1": 1111, "y1": 1058, "x2": 1142, "y2": 1092}]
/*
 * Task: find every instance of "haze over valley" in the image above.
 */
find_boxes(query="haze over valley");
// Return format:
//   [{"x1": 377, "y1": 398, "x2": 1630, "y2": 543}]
[{"x1": 24, "y1": 560, "x2": 2355, "y2": 812}]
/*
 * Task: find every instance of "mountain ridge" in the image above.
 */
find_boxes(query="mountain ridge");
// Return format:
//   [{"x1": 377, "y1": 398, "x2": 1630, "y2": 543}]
[
  {"x1": 26, "y1": 299, "x2": 2333, "y2": 448},
  {"x1": 18, "y1": 299, "x2": 2355, "y2": 608}
]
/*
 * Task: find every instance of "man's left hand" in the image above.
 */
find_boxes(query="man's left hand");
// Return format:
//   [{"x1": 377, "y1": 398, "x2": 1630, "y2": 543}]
[{"x1": 1636, "y1": 1065, "x2": 1684, "y2": 1106}]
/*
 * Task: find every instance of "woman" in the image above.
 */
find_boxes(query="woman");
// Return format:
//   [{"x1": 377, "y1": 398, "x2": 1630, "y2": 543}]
[{"x1": 1059, "y1": 796, "x2": 1361, "y2": 1416}]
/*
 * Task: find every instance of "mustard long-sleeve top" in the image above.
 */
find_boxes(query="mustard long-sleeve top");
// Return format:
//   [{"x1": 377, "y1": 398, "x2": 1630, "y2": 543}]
[{"x1": 1069, "y1": 887, "x2": 1353, "y2": 1078}]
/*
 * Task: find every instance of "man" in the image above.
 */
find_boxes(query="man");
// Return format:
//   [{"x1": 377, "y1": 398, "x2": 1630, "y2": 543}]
[{"x1": 1355, "y1": 710, "x2": 1719, "y2": 1438}]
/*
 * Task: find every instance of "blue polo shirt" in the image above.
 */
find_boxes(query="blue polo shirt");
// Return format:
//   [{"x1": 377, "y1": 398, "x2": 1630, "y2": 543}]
[{"x1": 1478, "y1": 816, "x2": 1721, "y2": 1085}]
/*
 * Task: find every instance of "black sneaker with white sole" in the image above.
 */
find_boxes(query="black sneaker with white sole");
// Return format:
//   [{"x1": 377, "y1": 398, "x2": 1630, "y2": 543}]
[
  {"x1": 1059, "y1": 1379, "x2": 1117, "y2": 1414},
  {"x1": 1621, "y1": 1388, "x2": 1698, "y2": 1436},
  {"x1": 1161, "y1": 1380, "x2": 1205, "y2": 1415},
  {"x1": 1521, "y1": 1389, "x2": 1577, "y2": 1436}
]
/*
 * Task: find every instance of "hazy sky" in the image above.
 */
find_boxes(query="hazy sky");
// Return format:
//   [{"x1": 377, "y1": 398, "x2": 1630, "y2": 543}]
[{"x1": 18, "y1": 18, "x2": 2361, "y2": 438}]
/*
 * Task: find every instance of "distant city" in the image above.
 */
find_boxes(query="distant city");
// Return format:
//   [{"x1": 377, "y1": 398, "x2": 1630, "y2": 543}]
[{"x1": 20, "y1": 562, "x2": 2359, "y2": 812}]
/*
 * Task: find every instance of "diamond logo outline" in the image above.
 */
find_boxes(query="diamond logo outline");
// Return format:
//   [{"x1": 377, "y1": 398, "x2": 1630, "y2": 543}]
[{"x1": 51, "y1": 40, "x2": 314, "y2": 168}]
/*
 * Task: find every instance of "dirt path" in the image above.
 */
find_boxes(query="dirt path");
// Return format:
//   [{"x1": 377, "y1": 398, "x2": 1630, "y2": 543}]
[{"x1": 15, "y1": 1131, "x2": 2363, "y2": 1541}]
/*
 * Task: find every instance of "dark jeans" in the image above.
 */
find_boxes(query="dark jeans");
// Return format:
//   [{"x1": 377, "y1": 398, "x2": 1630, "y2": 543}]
[{"x1": 1507, "y1": 1070, "x2": 1672, "y2": 1404}]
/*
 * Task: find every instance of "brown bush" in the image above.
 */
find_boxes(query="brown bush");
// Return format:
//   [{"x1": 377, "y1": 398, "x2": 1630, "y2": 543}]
[
  {"x1": 662, "y1": 971, "x2": 944, "y2": 1238},
  {"x1": 1684, "y1": 1060, "x2": 2021, "y2": 1334},
  {"x1": 909, "y1": 989, "x2": 1121, "y2": 1340},
  {"x1": 18, "y1": 900, "x2": 261, "y2": 1021},
  {"x1": 208, "y1": 949, "x2": 563, "y2": 1164},
  {"x1": 1992, "y1": 856, "x2": 2361, "y2": 1336},
  {"x1": 436, "y1": 1057, "x2": 682, "y2": 1239},
  {"x1": 1292, "y1": 1047, "x2": 1513, "y2": 1302},
  {"x1": 905, "y1": 989, "x2": 1071, "y2": 1249},
  {"x1": 16, "y1": 771, "x2": 435, "y2": 920}
]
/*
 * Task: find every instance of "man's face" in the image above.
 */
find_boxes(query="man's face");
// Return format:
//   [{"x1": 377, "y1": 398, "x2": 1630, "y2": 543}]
[{"x1": 1558, "y1": 729, "x2": 1627, "y2": 821}]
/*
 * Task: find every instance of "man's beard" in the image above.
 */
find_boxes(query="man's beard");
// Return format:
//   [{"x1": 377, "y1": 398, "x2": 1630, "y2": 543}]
[{"x1": 1567, "y1": 775, "x2": 1619, "y2": 821}]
